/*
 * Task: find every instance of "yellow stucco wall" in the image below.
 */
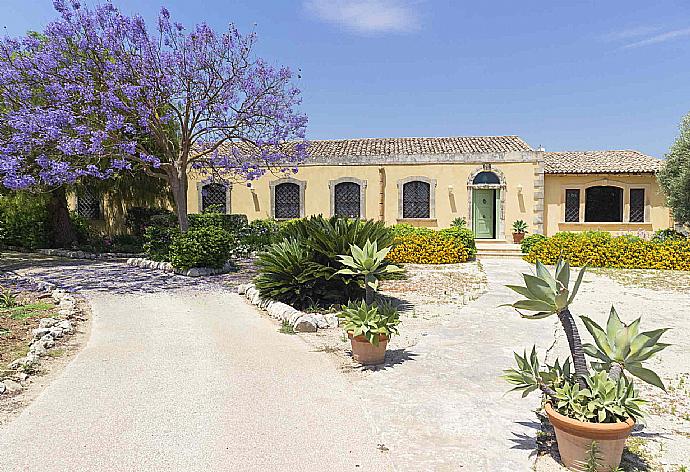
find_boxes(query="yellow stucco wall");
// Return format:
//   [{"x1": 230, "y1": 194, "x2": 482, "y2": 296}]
[
  {"x1": 188, "y1": 161, "x2": 541, "y2": 240},
  {"x1": 543, "y1": 174, "x2": 672, "y2": 237}
]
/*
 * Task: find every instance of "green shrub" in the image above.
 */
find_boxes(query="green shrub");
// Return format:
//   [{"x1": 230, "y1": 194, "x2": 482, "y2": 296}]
[
  {"x1": 520, "y1": 234, "x2": 547, "y2": 254},
  {"x1": 238, "y1": 218, "x2": 281, "y2": 252},
  {"x1": 651, "y1": 228, "x2": 687, "y2": 243},
  {"x1": 254, "y1": 240, "x2": 337, "y2": 309},
  {"x1": 125, "y1": 207, "x2": 174, "y2": 237},
  {"x1": 189, "y1": 213, "x2": 248, "y2": 234},
  {"x1": 168, "y1": 226, "x2": 234, "y2": 269},
  {"x1": 254, "y1": 216, "x2": 394, "y2": 308},
  {"x1": 0, "y1": 192, "x2": 51, "y2": 249},
  {"x1": 526, "y1": 231, "x2": 690, "y2": 271},
  {"x1": 143, "y1": 215, "x2": 179, "y2": 261}
]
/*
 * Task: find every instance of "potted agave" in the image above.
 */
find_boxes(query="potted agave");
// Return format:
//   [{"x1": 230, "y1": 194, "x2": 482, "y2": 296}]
[
  {"x1": 336, "y1": 240, "x2": 403, "y2": 365},
  {"x1": 503, "y1": 259, "x2": 669, "y2": 471},
  {"x1": 512, "y1": 219, "x2": 528, "y2": 244}
]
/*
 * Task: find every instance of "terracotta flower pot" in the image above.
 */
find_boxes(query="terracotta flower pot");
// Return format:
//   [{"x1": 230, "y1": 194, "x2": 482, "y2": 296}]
[
  {"x1": 348, "y1": 332, "x2": 388, "y2": 365},
  {"x1": 545, "y1": 403, "x2": 634, "y2": 472},
  {"x1": 513, "y1": 232, "x2": 526, "y2": 244}
]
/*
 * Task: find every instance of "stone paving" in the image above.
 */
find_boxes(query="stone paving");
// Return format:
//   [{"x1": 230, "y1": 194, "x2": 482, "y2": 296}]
[
  {"x1": 0, "y1": 251, "x2": 255, "y2": 294},
  {"x1": 347, "y1": 258, "x2": 690, "y2": 472}
]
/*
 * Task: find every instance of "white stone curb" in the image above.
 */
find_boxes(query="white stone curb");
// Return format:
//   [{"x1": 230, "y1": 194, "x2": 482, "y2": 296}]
[
  {"x1": 236, "y1": 283, "x2": 339, "y2": 333},
  {"x1": 37, "y1": 248, "x2": 141, "y2": 260},
  {"x1": 2, "y1": 286, "x2": 83, "y2": 395},
  {"x1": 126, "y1": 257, "x2": 234, "y2": 277}
]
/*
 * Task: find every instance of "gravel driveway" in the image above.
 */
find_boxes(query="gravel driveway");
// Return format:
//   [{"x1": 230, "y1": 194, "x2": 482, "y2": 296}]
[{"x1": 0, "y1": 253, "x2": 391, "y2": 472}]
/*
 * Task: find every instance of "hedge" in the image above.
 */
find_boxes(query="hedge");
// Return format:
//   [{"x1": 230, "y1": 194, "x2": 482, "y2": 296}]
[
  {"x1": 525, "y1": 231, "x2": 690, "y2": 271},
  {"x1": 169, "y1": 226, "x2": 235, "y2": 269},
  {"x1": 386, "y1": 224, "x2": 476, "y2": 264}
]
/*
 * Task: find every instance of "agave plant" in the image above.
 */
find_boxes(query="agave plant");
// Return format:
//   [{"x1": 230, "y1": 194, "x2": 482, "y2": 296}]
[
  {"x1": 338, "y1": 299, "x2": 400, "y2": 346},
  {"x1": 504, "y1": 257, "x2": 670, "y2": 426},
  {"x1": 0, "y1": 286, "x2": 18, "y2": 308},
  {"x1": 554, "y1": 371, "x2": 646, "y2": 423},
  {"x1": 506, "y1": 258, "x2": 589, "y2": 387},
  {"x1": 336, "y1": 239, "x2": 403, "y2": 305},
  {"x1": 581, "y1": 307, "x2": 669, "y2": 390}
]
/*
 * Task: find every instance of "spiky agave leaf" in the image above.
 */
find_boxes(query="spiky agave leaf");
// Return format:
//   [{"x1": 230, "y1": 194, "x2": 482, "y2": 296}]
[
  {"x1": 505, "y1": 257, "x2": 587, "y2": 318},
  {"x1": 581, "y1": 306, "x2": 670, "y2": 390}
]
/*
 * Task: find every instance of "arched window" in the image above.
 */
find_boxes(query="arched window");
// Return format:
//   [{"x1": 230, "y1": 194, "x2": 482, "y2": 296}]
[
  {"x1": 201, "y1": 183, "x2": 227, "y2": 213},
  {"x1": 585, "y1": 186, "x2": 623, "y2": 222},
  {"x1": 472, "y1": 171, "x2": 500, "y2": 185},
  {"x1": 77, "y1": 188, "x2": 101, "y2": 219},
  {"x1": 274, "y1": 182, "x2": 301, "y2": 219},
  {"x1": 402, "y1": 180, "x2": 430, "y2": 218},
  {"x1": 334, "y1": 182, "x2": 361, "y2": 218}
]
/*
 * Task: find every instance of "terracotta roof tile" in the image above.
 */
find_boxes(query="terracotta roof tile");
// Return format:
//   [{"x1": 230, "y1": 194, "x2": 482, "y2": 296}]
[
  {"x1": 305, "y1": 135, "x2": 533, "y2": 156},
  {"x1": 544, "y1": 150, "x2": 663, "y2": 174}
]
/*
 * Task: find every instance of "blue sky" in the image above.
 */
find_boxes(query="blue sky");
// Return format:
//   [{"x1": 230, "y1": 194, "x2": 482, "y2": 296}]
[{"x1": 2, "y1": 0, "x2": 690, "y2": 157}]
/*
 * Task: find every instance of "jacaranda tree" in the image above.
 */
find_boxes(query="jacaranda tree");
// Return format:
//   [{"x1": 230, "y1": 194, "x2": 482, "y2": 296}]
[{"x1": 0, "y1": 0, "x2": 308, "y2": 233}]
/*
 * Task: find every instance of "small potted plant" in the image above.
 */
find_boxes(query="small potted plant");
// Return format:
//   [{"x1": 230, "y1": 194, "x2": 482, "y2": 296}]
[
  {"x1": 503, "y1": 259, "x2": 669, "y2": 471},
  {"x1": 338, "y1": 300, "x2": 400, "y2": 365},
  {"x1": 336, "y1": 239, "x2": 403, "y2": 364},
  {"x1": 512, "y1": 219, "x2": 528, "y2": 244}
]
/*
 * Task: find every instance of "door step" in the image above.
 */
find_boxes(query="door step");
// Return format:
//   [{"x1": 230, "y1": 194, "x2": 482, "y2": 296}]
[{"x1": 475, "y1": 241, "x2": 524, "y2": 259}]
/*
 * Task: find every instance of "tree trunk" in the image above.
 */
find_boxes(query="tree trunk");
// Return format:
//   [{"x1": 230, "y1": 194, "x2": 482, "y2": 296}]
[
  {"x1": 47, "y1": 187, "x2": 78, "y2": 248},
  {"x1": 557, "y1": 308, "x2": 588, "y2": 389},
  {"x1": 365, "y1": 274, "x2": 374, "y2": 305},
  {"x1": 608, "y1": 363, "x2": 623, "y2": 382},
  {"x1": 169, "y1": 168, "x2": 189, "y2": 232}
]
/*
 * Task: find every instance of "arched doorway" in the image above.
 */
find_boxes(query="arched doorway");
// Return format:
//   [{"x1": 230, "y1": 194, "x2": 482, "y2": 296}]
[{"x1": 468, "y1": 168, "x2": 506, "y2": 239}]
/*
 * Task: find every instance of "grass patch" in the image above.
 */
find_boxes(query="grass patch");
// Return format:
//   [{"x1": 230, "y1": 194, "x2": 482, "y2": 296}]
[
  {"x1": 1, "y1": 302, "x2": 53, "y2": 320},
  {"x1": 278, "y1": 320, "x2": 295, "y2": 335},
  {"x1": 46, "y1": 348, "x2": 65, "y2": 358}
]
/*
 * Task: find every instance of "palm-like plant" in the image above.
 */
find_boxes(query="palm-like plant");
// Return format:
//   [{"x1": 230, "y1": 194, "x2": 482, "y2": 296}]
[
  {"x1": 336, "y1": 239, "x2": 403, "y2": 305},
  {"x1": 581, "y1": 307, "x2": 669, "y2": 390},
  {"x1": 506, "y1": 258, "x2": 589, "y2": 387}
]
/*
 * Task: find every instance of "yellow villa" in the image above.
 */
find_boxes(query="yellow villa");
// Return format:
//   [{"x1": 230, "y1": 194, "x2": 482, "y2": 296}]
[{"x1": 74, "y1": 135, "x2": 672, "y2": 240}]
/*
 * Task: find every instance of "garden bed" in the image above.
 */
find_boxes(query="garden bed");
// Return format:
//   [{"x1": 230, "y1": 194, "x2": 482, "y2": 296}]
[{"x1": 0, "y1": 272, "x2": 88, "y2": 404}]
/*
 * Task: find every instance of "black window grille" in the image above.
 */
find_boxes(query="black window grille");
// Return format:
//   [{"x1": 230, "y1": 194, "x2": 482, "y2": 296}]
[
  {"x1": 565, "y1": 189, "x2": 580, "y2": 222},
  {"x1": 334, "y1": 182, "x2": 361, "y2": 218},
  {"x1": 77, "y1": 188, "x2": 100, "y2": 219},
  {"x1": 201, "y1": 183, "x2": 227, "y2": 213},
  {"x1": 402, "y1": 181, "x2": 430, "y2": 218},
  {"x1": 629, "y1": 189, "x2": 645, "y2": 223},
  {"x1": 274, "y1": 182, "x2": 300, "y2": 219},
  {"x1": 585, "y1": 186, "x2": 623, "y2": 222}
]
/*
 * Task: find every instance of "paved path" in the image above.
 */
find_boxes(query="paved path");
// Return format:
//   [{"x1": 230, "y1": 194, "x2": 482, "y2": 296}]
[
  {"x1": 0, "y1": 254, "x2": 391, "y2": 472},
  {"x1": 354, "y1": 258, "x2": 551, "y2": 472},
  {"x1": 352, "y1": 258, "x2": 690, "y2": 471}
]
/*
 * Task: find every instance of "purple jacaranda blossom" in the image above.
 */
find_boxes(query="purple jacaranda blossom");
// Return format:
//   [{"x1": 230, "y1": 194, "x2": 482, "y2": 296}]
[{"x1": 0, "y1": 1, "x2": 308, "y2": 231}]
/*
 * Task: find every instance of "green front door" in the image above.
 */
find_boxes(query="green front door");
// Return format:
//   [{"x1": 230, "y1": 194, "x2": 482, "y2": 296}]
[{"x1": 473, "y1": 189, "x2": 496, "y2": 239}]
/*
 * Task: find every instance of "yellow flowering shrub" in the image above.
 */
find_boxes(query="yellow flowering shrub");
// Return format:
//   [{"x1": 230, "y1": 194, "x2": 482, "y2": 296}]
[
  {"x1": 386, "y1": 224, "x2": 474, "y2": 264},
  {"x1": 525, "y1": 231, "x2": 690, "y2": 271}
]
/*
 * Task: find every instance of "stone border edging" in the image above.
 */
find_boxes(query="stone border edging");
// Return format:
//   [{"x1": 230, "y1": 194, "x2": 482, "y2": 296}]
[
  {"x1": 237, "y1": 283, "x2": 339, "y2": 332},
  {"x1": 126, "y1": 257, "x2": 234, "y2": 277},
  {"x1": 1, "y1": 284, "x2": 84, "y2": 396},
  {"x1": 37, "y1": 248, "x2": 143, "y2": 260}
]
